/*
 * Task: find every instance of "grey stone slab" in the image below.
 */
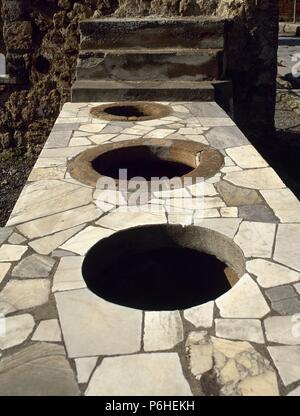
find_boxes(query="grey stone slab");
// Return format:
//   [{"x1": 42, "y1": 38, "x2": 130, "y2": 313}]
[
  {"x1": 205, "y1": 126, "x2": 248, "y2": 149},
  {"x1": 264, "y1": 316, "x2": 300, "y2": 345},
  {"x1": 184, "y1": 101, "x2": 228, "y2": 117},
  {"x1": 215, "y1": 181, "x2": 263, "y2": 206},
  {"x1": 0, "y1": 343, "x2": 80, "y2": 395},
  {"x1": 271, "y1": 298, "x2": 300, "y2": 316},
  {"x1": 7, "y1": 232, "x2": 26, "y2": 244},
  {"x1": 265, "y1": 285, "x2": 297, "y2": 302},
  {"x1": 44, "y1": 131, "x2": 72, "y2": 148},
  {"x1": 12, "y1": 254, "x2": 55, "y2": 278},
  {"x1": 52, "y1": 123, "x2": 80, "y2": 132},
  {"x1": 238, "y1": 205, "x2": 279, "y2": 223},
  {"x1": 0, "y1": 227, "x2": 13, "y2": 244}
]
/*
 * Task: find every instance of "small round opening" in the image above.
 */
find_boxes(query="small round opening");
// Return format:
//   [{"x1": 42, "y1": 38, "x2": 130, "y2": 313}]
[
  {"x1": 105, "y1": 105, "x2": 145, "y2": 118},
  {"x1": 92, "y1": 145, "x2": 192, "y2": 180},
  {"x1": 35, "y1": 56, "x2": 50, "y2": 74},
  {"x1": 82, "y1": 225, "x2": 245, "y2": 311},
  {"x1": 90, "y1": 101, "x2": 172, "y2": 121}
]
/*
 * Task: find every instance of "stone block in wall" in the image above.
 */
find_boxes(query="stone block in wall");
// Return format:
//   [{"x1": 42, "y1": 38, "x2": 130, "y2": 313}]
[
  {"x1": 2, "y1": 0, "x2": 26, "y2": 23},
  {"x1": 6, "y1": 52, "x2": 30, "y2": 83},
  {"x1": 3, "y1": 21, "x2": 32, "y2": 52}
]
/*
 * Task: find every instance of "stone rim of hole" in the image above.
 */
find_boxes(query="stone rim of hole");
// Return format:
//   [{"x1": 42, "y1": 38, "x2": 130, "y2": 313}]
[
  {"x1": 81, "y1": 224, "x2": 245, "y2": 311},
  {"x1": 69, "y1": 138, "x2": 224, "y2": 187}
]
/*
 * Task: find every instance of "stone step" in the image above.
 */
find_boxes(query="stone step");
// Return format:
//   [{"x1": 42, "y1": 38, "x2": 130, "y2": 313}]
[
  {"x1": 76, "y1": 49, "x2": 223, "y2": 82},
  {"x1": 71, "y1": 80, "x2": 216, "y2": 102},
  {"x1": 79, "y1": 17, "x2": 230, "y2": 50}
]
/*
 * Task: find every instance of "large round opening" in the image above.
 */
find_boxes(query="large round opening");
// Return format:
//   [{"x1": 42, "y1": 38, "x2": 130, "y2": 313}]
[
  {"x1": 92, "y1": 145, "x2": 192, "y2": 180},
  {"x1": 82, "y1": 224, "x2": 245, "y2": 311},
  {"x1": 90, "y1": 101, "x2": 172, "y2": 121},
  {"x1": 70, "y1": 139, "x2": 224, "y2": 187}
]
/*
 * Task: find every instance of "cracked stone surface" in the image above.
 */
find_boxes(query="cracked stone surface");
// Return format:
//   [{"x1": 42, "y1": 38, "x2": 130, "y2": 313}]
[
  {"x1": 184, "y1": 301, "x2": 214, "y2": 328},
  {"x1": 0, "y1": 343, "x2": 80, "y2": 396},
  {"x1": 12, "y1": 254, "x2": 55, "y2": 278},
  {"x1": 75, "y1": 357, "x2": 98, "y2": 384},
  {"x1": 85, "y1": 353, "x2": 192, "y2": 396},
  {"x1": 0, "y1": 314, "x2": 35, "y2": 350},
  {"x1": 215, "y1": 319, "x2": 264, "y2": 344},
  {"x1": 52, "y1": 256, "x2": 86, "y2": 292},
  {"x1": 0, "y1": 100, "x2": 299, "y2": 396},
  {"x1": 32, "y1": 319, "x2": 62, "y2": 342},
  {"x1": 55, "y1": 289, "x2": 142, "y2": 357},
  {"x1": 143, "y1": 311, "x2": 184, "y2": 351},
  {"x1": 246, "y1": 259, "x2": 300, "y2": 288},
  {"x1": 186, "y1": 331, "x2": 279, "y2": 396},
  {"x1": 216, "y1": 275, "x2": 270, "y2": 318},
  {"x1": 0, "y1": 279, "x2": 50, "y2": 315}
]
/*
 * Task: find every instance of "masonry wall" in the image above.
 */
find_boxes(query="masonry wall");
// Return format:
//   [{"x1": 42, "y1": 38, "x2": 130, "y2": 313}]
[{"x1": 0, "y1": 0, "x2": 278, "y2": 151}]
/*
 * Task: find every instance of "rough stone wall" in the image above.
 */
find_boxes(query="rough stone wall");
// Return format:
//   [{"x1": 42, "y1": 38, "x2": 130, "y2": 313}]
[{"x1": 0, "y1": 0, "x2": 278, "y2": 152}]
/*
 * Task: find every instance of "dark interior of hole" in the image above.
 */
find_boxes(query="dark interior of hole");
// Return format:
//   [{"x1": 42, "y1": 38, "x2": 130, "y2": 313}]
[
  {"x1": 104, "y1": 105, "x2": 145, "y2": 118},
  {"x1": 82, "y1": 246, "x2": 233, "y2": 311},
  {"x1": 92, "y1": 146, "x2": 193, "y2": 180}
]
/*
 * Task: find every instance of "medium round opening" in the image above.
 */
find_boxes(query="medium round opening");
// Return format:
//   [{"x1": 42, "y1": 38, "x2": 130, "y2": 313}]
[
  {"x1": 92, "y1": 145, "x2": 192, "y2": 180},
  {"x1": 90, "y1": 101, "x2": 172, "y2": 121},
  {"x1": 82, "y1": 224, "x2": 245, "y2": 311},
  {"x1": 70, "y1": 139, "x2": 224, "y2": 187}
]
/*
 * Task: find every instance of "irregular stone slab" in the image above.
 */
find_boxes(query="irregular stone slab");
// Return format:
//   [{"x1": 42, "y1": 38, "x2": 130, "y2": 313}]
[
  {"x1": 0, "y1": 279, "x2": 50, "y2": 315},
  {"x1": 265, "y1": 285, "x2": 297, "y2": 302},
  {"x1": 29, "y1": 225, "x2": 85, "y2": 255},
  {"x1": 268, "y1": 346, "x2": 300, "y2": 386},
  {"x1": 0, "y1": 244, "x2": 27, "y2": 262},
  {"x1": 224, "y1": 168, "x2": 285, "y2": 190},
  {"x1": 12, "y1": 254, "x2": 55, "y2": 278},
  {"x1": 0, "y1": 314, "x2": 35, "y2": 350},
  {"x1": 234, "y1": 221, "x2": 276, "y2": 258},
  {"x1": 0, "y1": 263, "x2": 10, "y2": 284},
  {"x1": 261, "y1": 188, "x2": 300, "y2": 223},
  {"x1": 75, "y1": 357, "x2": 98, "y2": 384},
  {"x1": 198, "y1": 117, "x2": 235, "y2": 127},
  {"x1": 238, "y1": 371, "x2": 279, "y2": 396},
  {"x1": 220, "y1": 207, "x2": 238, "y2": 217},
  {"x1": 246, "y1": 259, "x2": 300, "y2": 288},
  {"x1": 288, "y1": 386, "x2": 300, "y2": 396},
  {"x1": 205, "y1": 126, "x2": 248, "y2": 149},
  {"x1": 0, "y1": 228, "x2": 13, "y2": 244},
  {"x1": 85, "y1": 353, "x2": 192, "y2": 396},
  {"x1": 0, "y1": 343, "x2": 80, "y2": 395},
  {"x1": 143, "y1": 311, "x2": 184, "y2": 351},
  {"x1": 216, "y1": 274, "x2": 270, "y2": 318},
  {"x1": 59, "y1": 226, "x2": 115, "y2": 255},
  {"x1": 44, "y1": 131, "x2": 72, "y2": 148},
  {"x1": 96, "y1": 209, "x2": 167, "y2": 231},
  {"x1": 274, "y1": 224, "x2": 300, "y2": 272},
  {"x1": 8, "y1": 233, "x2": 26, "y2": 244},
  {"x1": 32, "y1": 319, "x2": 62, "y2": 342},
  {"x1": 295, "y1": 283, "x2": 300, "y2": 294},
  {"x1": 40, "y1": 146, "x2": 93, "y2": 159},
  {"x1": 17, "y1": 204, "x2": 99, "y2": 239},
  {"x1": 55, "y1": 289, "x2": 142, "y2": 357},
  {"x1": 271, "y1": 298, "x2": 300, "y2": 315},
  {"x1": 7, "y1": 180, "x2": 93, "y2": 226},
  {"x1": 226, "y1": 145, "x2": 268, "y2": 169},
  {"x1": 215, "y1": 181, "x2": 263, "y2": 206},
  {"x1": 52, "y1": 256, "x2": 86, "y2": 292},
  {"x1": 184, "y1": 301, "x2": 214, "y2": 328},
  {"x1": 28, "y1": 167, "x2": 67, "y2": 182},
  {"x1": 186, "y1": 331, "x2": 278, "y2": 396},
  {"x1": 238, "y1": 205, "x2": 278, "y2": 222},
  {"x1": 193, "y1": 218, "x2": 242, "y2": 239},
  {"x1": 264, "y1": 316, "x2": 300, "y2": 345},
  {"x1": 34, "y1": 157, "x2": 66, "y2": 168},
  {"x1": 215, "y1": 319, "x2": 264, "y2": 343}
]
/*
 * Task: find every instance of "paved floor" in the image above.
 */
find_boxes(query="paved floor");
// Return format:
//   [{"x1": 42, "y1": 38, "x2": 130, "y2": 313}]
[
  {"x1": 0, "y1": 101, "x2": 299, "y2": 396},
  {"x1": 278, "y1": 36, "x2": 300, "y2": 88}
]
